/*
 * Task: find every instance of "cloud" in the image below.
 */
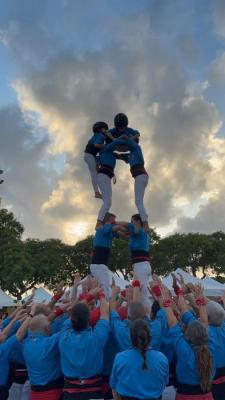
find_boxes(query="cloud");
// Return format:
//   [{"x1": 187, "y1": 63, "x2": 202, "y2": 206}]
[{"x1": 0, "y1": 0, "x2": 225, "y2": 242}]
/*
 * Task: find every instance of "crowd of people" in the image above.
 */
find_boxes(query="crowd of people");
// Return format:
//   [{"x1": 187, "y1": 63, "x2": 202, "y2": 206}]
[{"x1": 0, "y1": 268, "x2": 225, "y2": 400}]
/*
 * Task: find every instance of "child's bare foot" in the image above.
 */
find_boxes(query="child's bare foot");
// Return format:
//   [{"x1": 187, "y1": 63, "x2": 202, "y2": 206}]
[{"x1": 95, "y1": 192, "x2": 102, "y2": 199}]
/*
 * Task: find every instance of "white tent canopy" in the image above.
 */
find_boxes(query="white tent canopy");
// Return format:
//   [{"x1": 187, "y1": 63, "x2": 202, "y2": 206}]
[
  {"x1": 162, "y1": 268, "x2": 225, "y2": 297},
  {"x1": 202, "y1": 277, "x2": 225, "y2": 297},
  {"x1": 23, "y1": 287, "x2": 52, "y2": 304},
  {"x1": 0, "y1": 289, "x2": 14, "y2": 308}
]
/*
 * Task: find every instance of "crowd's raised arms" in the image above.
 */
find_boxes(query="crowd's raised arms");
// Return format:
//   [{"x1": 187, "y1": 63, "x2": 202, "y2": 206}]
[{"x1": 1, "y1": 273, "x2": 225, "y2": 400}]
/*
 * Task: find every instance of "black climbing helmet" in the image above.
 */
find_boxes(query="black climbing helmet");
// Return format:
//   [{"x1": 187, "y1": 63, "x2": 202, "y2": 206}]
[
  {"x1": 92, "y1": 121, "x2": 109, "y2": 133},
  {"x1": 114, "y1": 113, "x2": 128, "y2": 129}
]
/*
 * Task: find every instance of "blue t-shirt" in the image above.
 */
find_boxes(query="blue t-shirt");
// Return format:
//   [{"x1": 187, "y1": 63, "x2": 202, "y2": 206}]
[
  {"x1": 22, "y1": 332, "x2": 62, "y2": 385},
  {"x1": 128, "y1": 223, "x2": 150, "y2": 252},
  {"x1": 127, "y1": 139, "x2": 145, "y2": 167},
  {"x1": 168, "y1": 324, "x2": 215, "y2": 385},
  {"x1": 88, "y1": 132, "x2": 105, "y2": 146},
  {"x1": 110, "y1": 311, "x2": 162, "y2": 351},
  {"x1": 0, "y1": 335, "x2": 18, "y2": 385},
  {"x1": 93, "y1": 224, "x2": 118, "y2": 249},
  {"x1": 109, "y1": 127, "x2": 140, "y2": 140},
  {"x1": 99, "y1": 139, "x2": 126, "y2": 168},
  {"x1": 110, "y1": 348, "x2": 168, "y2": 399},
  {"x1": 59, "y1": 319, "x2": 110, "y2": 378}
]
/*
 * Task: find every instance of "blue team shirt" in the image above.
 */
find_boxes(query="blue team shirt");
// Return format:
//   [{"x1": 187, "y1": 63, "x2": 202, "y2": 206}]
[
  {"x1": 22, "y1": 332, "x2": 62, "y2": 385},
  {"x1": 110, "y1": 311, "x2": 162, "y2": 351},
  {"x1": 99, "y1": 139, "x2": 126, "y2": 168},
  {"x1": 110, "y1": 348, "x2": 168, "y2": 399},
  {"x1": 88, "y1": 132, "x2": 105, "y2": 146},
  {"x1": 181, "y1": 312, "x2": 225, "y2": 370},
  {"x1": 109, "y1": 127, "x2": 140, "y2": 139},
  {"x1": 93, "y1": 224, "x2": 118, "y2": 249},
  {"x1": 168, "y1": 324, "x2": 215, "y2": 385},
  {"x1": 127, "y1": 223, "x2": 150, "y2": 252},
  {"x1": 0, "y1": 335, "x2": 17, "y2": 385},
  {"x1": 58, "y1": 319, "x2": 110, "y2": 378},
  {"x1": 127, "y1": 139, "x2": 145, "y2": 167}
]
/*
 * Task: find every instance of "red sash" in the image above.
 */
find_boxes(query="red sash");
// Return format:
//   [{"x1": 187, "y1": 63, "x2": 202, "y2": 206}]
[{"x1": 31, "y1": 388, "x2": 62, "y2": 400}]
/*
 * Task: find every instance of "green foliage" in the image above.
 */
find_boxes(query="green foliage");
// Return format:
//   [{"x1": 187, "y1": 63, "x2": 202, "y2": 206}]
[{"x1": 0, "y1": 208, "x2": 225, "y2": 298}]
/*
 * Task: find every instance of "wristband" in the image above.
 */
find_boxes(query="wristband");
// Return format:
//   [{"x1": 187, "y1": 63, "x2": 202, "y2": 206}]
[
  {"x1": 79, "y1": 293, "x2": 95, "y2": 303},
  {"x1": 98, "y1": 292, "x2": 106, "y2": 300},
  {"x1": 120, "y1": 290, "x2": 126, "y2": 298},
  {"x1": 163, "y1": 299, "x2": 172, "y2": 308},
  {"x1": 195, "y1": 297, "x2": 206, "y2": 306},
  {"x1": 152, "y1": 285, "x2": 161, "y2": 297},
  {"x1": 52, "y1": 293, "x2": 63, "y2": 302},
  {"x1": 54, "y1": 308, "x2": 64, "y2": 317},
  {"x1": 177, "y1": 288, "x2": 185, "y2": 296},
  {"x1": 173, "y1": 285, "x2": 180, "y2": 296},
  {"x1": 132, "y1": 280, "x2": 141, "y2": 288}
]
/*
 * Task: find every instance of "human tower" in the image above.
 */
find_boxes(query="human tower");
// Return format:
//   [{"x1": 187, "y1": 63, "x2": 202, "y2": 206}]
[{"x1": 84, "y1": 113, "x2": 152, "y2": 309}]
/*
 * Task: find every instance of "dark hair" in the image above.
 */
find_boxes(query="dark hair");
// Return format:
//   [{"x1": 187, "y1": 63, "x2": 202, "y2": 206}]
[
  {"x1": 128, "y1": 302, "x2": 146, "y2": 321},
  {"x1": 114, "y1": 113, "x2": 128, "y2": 128},
  {"x1": 71, "y1": 303, "x2": 90, "y2": 331},
  {"x1": 151, "y1": 300, "x2": 160, "y2": 320},
  {"x1": 92, "y1": 121, "x2": 108, "y2": 133},
  {"x1": 132, "y1": 214, "x2": 143, "y2": 226},
  {"x1": 185, "y1": 321, "x2": 212, "y2": 392},
  {"x1": 103, "y1": 212, "x2": 116, "y2": 223},
  {"x1": 130, "y1": 319, "x2": 151, "y2": 369}
]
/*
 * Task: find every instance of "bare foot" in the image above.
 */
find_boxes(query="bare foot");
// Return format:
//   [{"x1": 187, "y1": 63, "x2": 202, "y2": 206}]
[{"x1": 95, "y1": 192, "x2": 102, "y2": 199}]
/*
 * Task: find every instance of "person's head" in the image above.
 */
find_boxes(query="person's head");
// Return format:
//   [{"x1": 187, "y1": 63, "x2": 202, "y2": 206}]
[
  {"x1": 128, "y1": 302, "x2": 146, "y2": 321},
  {"x1": 130, "y1": 319, "x2": 151, "y2": 369},
  {"x1": 185, "y1": 320, "x2": 212, "y2": 392},
  {"x1": 29, "y1": 314, "x2": 51, "y2": 336},
  {"x1": 114, "y1": 113, "x2": 128, "y2": 132},
  {"x1": 92, "y1": 121, "x2": 108, "y2": 135},
  {"x1": 206, "y1": 301, "x2": 225, "y2": 326},
  {"x1": 71, "y1": 303, "x2": 90, "y2": 331},
  {"x1": 150, "y1": 300, "x2": 161, "y2": 320},
  {"x1": 103, "y1": 212, "x2": 116, "y2": 225},
  {"x1": 131, "y1": 214, "x2": 143, "y2": 228}
]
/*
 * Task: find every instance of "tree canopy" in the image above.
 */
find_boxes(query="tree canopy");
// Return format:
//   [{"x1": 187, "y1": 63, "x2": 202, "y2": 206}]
[{"x1": 0, "y1": 208, "x2": 225, "y2": 299}]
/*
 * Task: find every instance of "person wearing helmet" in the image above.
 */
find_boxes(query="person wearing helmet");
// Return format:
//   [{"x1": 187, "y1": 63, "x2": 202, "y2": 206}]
[
  {"x1": 84, "y1": 122, "x2": 110, "y2": 199},
  {"x1": 107, "y1": 113, "x2": 140, "y2": 144}
]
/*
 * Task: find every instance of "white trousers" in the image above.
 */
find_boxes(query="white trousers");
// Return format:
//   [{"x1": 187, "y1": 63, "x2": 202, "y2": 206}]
[
  {"x1": 134, "y1": 174, "x2": 149, "y2": 222},
  {"x1": 133, "y1": 261, "x2": 152, "y2": 310},
  {"x1": 8, "y1": 381, "x2": 31, "y2": 400},
  {"x1": 90, "y1": 264, "x2": 112, "y2": 300},
  {"x1": 84, "y1": 153, "x2": 99, "y2": 193},
  {"x1": 97, "y1": 173, "x2": 112, "y2": 221}
]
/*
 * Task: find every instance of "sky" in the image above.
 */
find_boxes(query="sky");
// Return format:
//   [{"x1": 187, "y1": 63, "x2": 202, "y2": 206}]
[{"x1": 1, "y1": 0, "x2": 225, "y2": 244}]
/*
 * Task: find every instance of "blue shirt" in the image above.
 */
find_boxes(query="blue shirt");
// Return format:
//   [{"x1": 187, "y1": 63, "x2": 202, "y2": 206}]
[
  {"x1": 168, "y1": 324, "x2": 215, "y2": 385},
  {"x1": 88, "y1": 132, "x2": 105, "y2": 146},
  {"x1": 110, "y1": 348, "x2": 168, "y2": 399},
  {"x1": 22, "y1": 332, "x2": 62, "y2": 385},
  {"x1": 128, "y1": 223, "x2": 150, "y2": 252},
  {"x1": 110, "y1": 311, "x2": 162, "y2": 351},
  {"x1": 0, "y1": 335, "x2": 18, "y2": 385},
  {"x1": 155, "y1": 309, "x2": 175, "y2": 364},
  {"x1": 181, "y1": 312, "x2": 225, "y2": 369},
  {"x1": 93, "y1": 224, "x2": 118, "y2": 249},
  {"x1": 59, "y1": 319, "x2": 110, "y2": 378},
  {"x1": 127, "y1": 139, "x2": 144, "y2": 167},
  {"x1": 103, "y1": 330, "x2": 120, "y2": 376},
  {"x1": 109, "y1": 127, "x2": 140, "y2": 139},
  {"x1": 0, "y1": 318, "x2": 21, "y2": 337},
  {"x1": 99, "y1": 139, "x2": 126, "y2": 168}
]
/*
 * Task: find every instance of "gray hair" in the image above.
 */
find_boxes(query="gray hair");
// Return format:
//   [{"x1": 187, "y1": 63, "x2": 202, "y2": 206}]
[
  {"x1": 206, "y1": 301, "x2": 225, "y2": 326},
  {"x1": 128, "y1": 302, "x2": 146, "y2": 321},
  {"x1": 185, "y1": 320, "x2": 208, "y2": 346}
]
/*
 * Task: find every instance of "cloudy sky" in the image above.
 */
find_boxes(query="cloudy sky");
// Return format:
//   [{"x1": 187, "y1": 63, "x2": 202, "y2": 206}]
[{"x1": 1, "y1": 0, "x2": 225, "y2": 244}]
